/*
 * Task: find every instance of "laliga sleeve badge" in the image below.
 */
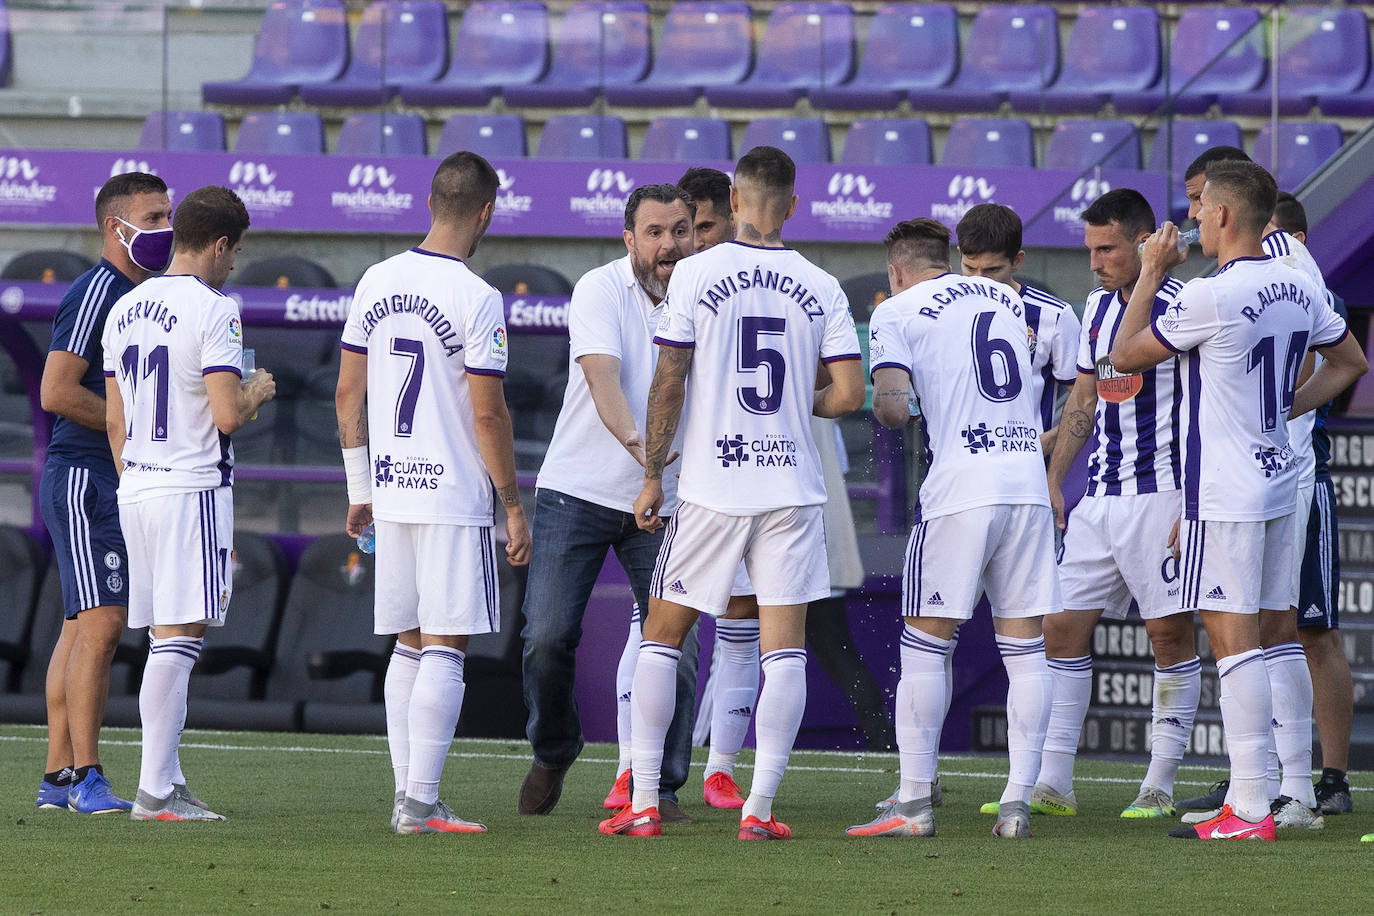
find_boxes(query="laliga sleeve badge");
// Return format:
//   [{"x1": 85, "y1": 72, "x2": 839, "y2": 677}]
[
  {"x1": 228, "y1": 315, "x2": 243, "y2": 347},
  {"x1": 490, "y1": 326, "x2": 507, "y2": 360}
]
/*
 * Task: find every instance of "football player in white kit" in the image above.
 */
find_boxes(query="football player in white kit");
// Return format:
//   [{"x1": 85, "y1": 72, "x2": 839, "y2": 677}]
[
  {"x1": 1034, "y1": 189, "x2": 1201, "y2": 821},
  {"x1": 102, "y1": 186, "x2": 276, "y2": 821},
  {"x1": 848, "y1": 219, "x2": 1058, "y2": 840},
  {"x1": 336, "y1": 152, "x2": 530, "y2": 834},
  {"x1": 600, "y1": 146, "x2": 865, "y2": 840},
  {"x1": 1110, "y1": 160, "x2": 1366, "y2": 841}
]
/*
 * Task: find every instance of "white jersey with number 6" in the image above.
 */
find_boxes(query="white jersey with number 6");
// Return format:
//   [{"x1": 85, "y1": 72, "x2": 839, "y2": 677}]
[
  {"x1": 340, "y1": 248, "x2": 509, "y2": 526},
  {"x1": 1153, "y1": 256, "x2": 1346, "y2": 522},
  {"x1": 868, "y1": 273, "x2": 1050, "y2": 521},
  {"x1": 654, "y1": 241, "x2": 861, "y2": 516},
  {"x1": 101, "y1": 275, "x2": 243, "y2": 503}
]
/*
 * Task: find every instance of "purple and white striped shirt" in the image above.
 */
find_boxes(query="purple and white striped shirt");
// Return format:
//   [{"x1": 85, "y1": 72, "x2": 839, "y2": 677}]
[{"x1": 1019, "y1": 282, "x2": 1081, "y2": 433}]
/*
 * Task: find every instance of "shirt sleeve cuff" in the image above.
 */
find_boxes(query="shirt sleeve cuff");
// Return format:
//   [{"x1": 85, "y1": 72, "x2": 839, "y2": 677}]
[
  {"x1": 1150, "y1": 323, "x2": 1184, "y2": 354},
  {"x1": 653, "y1": 336, "x2": 694, "y2": 349},
  {"x1": 1311, "y1": 325, "x2": 1349, "y2": 351},
  {"x1": 821, "y1": 352, "x2": 862, "y2": 364},
  {"x1": 203, "y1": 365, "x2": 243, "y2": 377},
  {"x1": 340, "y1": 341, "x2": 368, "y2": 354},
  {"x1": 465, "y1": 366, "x2": 506, "y2": 377},
  {"x1": 869, "y1": 360, "x2": 912, "y2": 379}
]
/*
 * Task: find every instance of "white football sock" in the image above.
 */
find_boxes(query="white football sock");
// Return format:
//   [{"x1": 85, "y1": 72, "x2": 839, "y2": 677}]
[
  {"x1": 1264, "y1": 641, "x2": 1317, "y2": 806},
  {"x1": 895, "y1": 625, "x2": 950, "y2": 802},
  {"x1": 1141, "y1": 655, "x2": 1201, "y2": 797},
  {"x1": 742, "y1": 649, "x2": 807, "y2": 822},
  {"x1": 614, "y1": 605, "x2": 642, "y2": 774},
  {"x1": 630, "y1": 642, "x2": 680, "y2": 812},
  {"x1": 1038, "y1": 655, "x2": 1092, "y2": 796},
  {"x1": 138, "y1": 636, "x2": 202, "y2": 800},
  {"x1": 998, "y1": 635, "x2": 1052, "y2": 807},
  {"x1": 405, "y1": 646, "x2": 466, "y2": 807},
  {"x1": 942, "y1": 627, "x2": 960, "y2": 720},
  {"x1": 384, "y1": 642, "x2": 421, "y2": 794},
  {"x1": 1216, "y1": 649, "x2": 1274, "y2": 822},
  {"x1": 705, "y1": 618, "x2": 760, "y2": 779}
]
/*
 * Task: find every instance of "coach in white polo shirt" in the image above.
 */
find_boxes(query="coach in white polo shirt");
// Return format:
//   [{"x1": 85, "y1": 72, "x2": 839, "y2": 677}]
[{"x1": 518, "y1": 184, "x2": 696, "y2": 818}]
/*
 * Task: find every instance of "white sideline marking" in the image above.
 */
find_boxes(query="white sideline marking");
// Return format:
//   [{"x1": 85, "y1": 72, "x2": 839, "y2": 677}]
[{"x1": 1, "y1": 729, "x2": 1368, "y2": 791}]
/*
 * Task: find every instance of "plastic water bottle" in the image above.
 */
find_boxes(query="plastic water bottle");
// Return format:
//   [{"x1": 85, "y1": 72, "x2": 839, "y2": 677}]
[
  {"x1": 356, "y1": 523, "x2": 375, "y2": 554},
  {"x1": 1139, "y1": 226, "x2": 1200, "y2": 255}
]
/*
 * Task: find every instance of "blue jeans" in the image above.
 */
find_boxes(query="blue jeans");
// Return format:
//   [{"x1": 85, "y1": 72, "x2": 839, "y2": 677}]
[{"x1": 521, "y1": 488, "x2": 698, "y2": 798}]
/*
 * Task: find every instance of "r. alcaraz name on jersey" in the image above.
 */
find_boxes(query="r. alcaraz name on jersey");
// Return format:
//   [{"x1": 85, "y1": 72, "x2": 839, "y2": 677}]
[
  {"x1": 340, "y1": 248, "x2": 509, "y2": 527},
  {"x1": 868, "y1": 273, "x2": 1050, "y2": 522},
  {"x1": 47, "y1": 259, "x2": 136, "y2": 466},
  {"x1": 1019, "y1": 282, "x2": 1082, "y2": 433},
  {"x1": 653, "y1": 241, "x2": 860, "y2": 516},
  {"x1": 1077, "y1": 276, "x2": 1184, "y2": 497}
]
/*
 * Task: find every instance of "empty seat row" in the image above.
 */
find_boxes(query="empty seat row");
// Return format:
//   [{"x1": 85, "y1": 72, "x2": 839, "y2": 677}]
[
  {"x1": 200, "y1": 2, "x2": 1374, "y2": 117},
  {"x1": 139, "y1": 108, "x2": 1345, "y2": 192}
]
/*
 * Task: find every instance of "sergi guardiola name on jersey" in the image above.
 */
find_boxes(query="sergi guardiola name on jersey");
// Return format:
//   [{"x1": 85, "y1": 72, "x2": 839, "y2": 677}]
[
  {"x1": 1244, "y1": 281, "x2": 1312, "y2": 323},
  {"x1": 696, "y1": 266, "x2": 824, "y2": 320},
  {"x1": 357, "y1": 294, "x2": 463, "y2": 357},
  {"x1": 918, "y1": 279, "x2": 1021, "y2": 320},
  {"x1": 113, "y1": 299, "x2": 177, "y2": 334}
]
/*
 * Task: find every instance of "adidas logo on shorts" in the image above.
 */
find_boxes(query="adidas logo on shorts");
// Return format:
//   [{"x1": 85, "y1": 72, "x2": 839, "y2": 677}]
[
  {"x1": 1205, "y1": 586, "x2": 1227, "y2": 601},
  {"x1": 668, "y1": 580, "x2": 687, "y2": 596},
  {"x1": 926, "y1": 592, "x2": 944, "y2": 607},
  {"x1": 617, "y1": 692, "x2": 631, "y2": 703},
  {"x1": 727, "y1": 706, "x2": 753, "y2": 718}
]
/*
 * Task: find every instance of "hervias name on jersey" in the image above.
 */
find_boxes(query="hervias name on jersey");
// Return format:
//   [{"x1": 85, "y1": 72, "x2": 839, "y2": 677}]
[{"x1": 1095, "y1": 356, "x2": 1142, "y2": 402}]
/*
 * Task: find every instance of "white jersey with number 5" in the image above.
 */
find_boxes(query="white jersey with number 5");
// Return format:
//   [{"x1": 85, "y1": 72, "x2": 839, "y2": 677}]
[
  {"x1": 868, "y1": 273, "x2": 1049, "y2": 521},
  {"x1": 654, "y1": 241, "x2": 861, "y2": 515},
  {"x1": 340, "y1": 248, "x2": 509, "y2": 526},
  {"x1": 1153, "y1": 256, "x2": 1347, "y2": 522},
  {"x1": 101, "y1": 275, "x2": 243, "y2": 503}
]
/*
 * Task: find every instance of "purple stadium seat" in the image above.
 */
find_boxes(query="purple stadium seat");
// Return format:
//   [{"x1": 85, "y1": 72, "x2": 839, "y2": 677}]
[
  {"x1": 940, "y1": 118, "x2": 1034, "y2": 169},
  {"x1": 235, "y1": 112, "x2": 326, "y2": 155},
  {"x1": 298, "y1": 1, "x2": 448, "y2": 106},
  {"x1": 813, "y1": 4, "x2": 957, "y2": 110},
  {"x1": 202, "y1": 0, "x2": 348, "y2": 105},
  {"x1": 603, "y1": 2, "x2": 752, "y2": 107},
  {"x1": 1114, "y1": 7, "x2": 1264, "y2": 116},
  {"x1": 840, "y1": 118, "x2": 932, "y2": 166},
  {"x1": 399, "y1": 1, "x2": 549, "y2": 107},
  {"x1": 537, "y1": 115, "x2": 628, "y2": 159},
  {"x1": 503, "y1": 2, "x2": 650, "y2": 107},
  {"x1": 1146, "y1": 119, "x2": 1244, "y2": 220},
  {"x1": 335, "y1": 113, "x2": 428, "y2": 156},
  {"x1": 1009, "y1": 7, "x2": 1161, "y2": 114},
  {"x1": 739, "y1": 118, "x2": 832, "y2": 164},
  {"x1": 139, "y1": 111, "x2": 227, "y2": 152},
  {"x1": 919, "y1": 6, "x2": 1059, "y2": 113},
  {"x1": 1043, "y1": 120, "x2": 1141, "y2": 171},
  {"x1": 640, "y1": 117, "x2": 732, "y2": 162},
  {"x1": 435, "y1": 114, "x2": 528, "y2": 159},
  {"x1": 1253, "y1": 122, "x2": 1344, "y2": 192},
  {"x1": 706, "y1": 3, "x2": 856, "y2": 108},
  {"x1": 1219, "y1": 8, "x2": 1371, "y2": 116}
]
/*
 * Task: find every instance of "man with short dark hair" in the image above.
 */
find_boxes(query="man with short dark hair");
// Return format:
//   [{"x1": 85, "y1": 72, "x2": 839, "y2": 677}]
[
  {"x1": 103, "y1": 185, "x2": 276, "y2": 821},
  {"x1": 678, "y1": 167, "x2": 734, "y2": 251},
  {"x1": 518, "y1": 183, "x2": 697, "y2": 819},
  {"x1": 35, "y1": 172, "x2": 172, "y2": 814},
  {"x1": 850, "y1": 217, "x2": 1057, "y2": 840},
  {"x1": 1033, "y1": 188, "x2": 1200, "y2": 820},
  {"x1": 336, "y1": 151, "x2": 527, "y2": 834},
  {"x1": 1111, "y1": 160, "x2": 1366, "y2": 841},
  {"x1": 602, "y1": 147, "x2": 865, "y2": 840}
]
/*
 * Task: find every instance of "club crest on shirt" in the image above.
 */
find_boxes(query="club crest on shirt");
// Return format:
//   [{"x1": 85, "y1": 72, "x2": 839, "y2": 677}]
[{"x1": 1026, "y1": 325, "x2": 1038, "y2": 358}]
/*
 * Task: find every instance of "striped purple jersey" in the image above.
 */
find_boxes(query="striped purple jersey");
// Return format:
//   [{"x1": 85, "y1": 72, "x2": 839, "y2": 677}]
[
  {"x1": 1019, "y1": 282, "x2": 1081, "y2": 433},
  {"x1": 1076, "y1": 277, "x2": 1184, "y2": 496}
]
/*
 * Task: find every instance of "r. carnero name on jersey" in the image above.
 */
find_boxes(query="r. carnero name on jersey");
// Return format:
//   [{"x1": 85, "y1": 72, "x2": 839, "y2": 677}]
[
  {"x1": 917, "y1": 279, "x2": 1021, "y2": 320},
  {"x1": 695, "y1": 266, "x2": 824, "y2": 320},
  {"x1": 356, "y1": 293, "x2": 464, "y2": 358}
]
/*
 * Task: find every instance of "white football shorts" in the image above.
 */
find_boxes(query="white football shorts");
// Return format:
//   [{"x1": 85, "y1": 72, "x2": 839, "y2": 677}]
[
  {"x1": 121, "y1": 487, "x2": 233, "y2": 629},
  {"x1": 903, "y1": 503, "x2": 1060, "y2": 620},
  {"x1": 651, "y1": 501, "x2": 828, "y2": 616},
  {"x1": 1058, "y1": 490, "x2": 1186, "y2": 620},
  {"x1": 373, "y1": 520, "x2": 499, "y2": 636},
  {"x1": 1289, "y1": 479, "x2": 1315, "y2": 608},
  {"x1": 1180, "y1": 514, "x2": 1296, "y2": 614}
]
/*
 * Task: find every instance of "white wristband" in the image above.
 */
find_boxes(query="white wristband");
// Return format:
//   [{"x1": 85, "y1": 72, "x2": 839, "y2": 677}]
[{"x1": 342, "y1": 446, "x2": 371, "y2": 505}]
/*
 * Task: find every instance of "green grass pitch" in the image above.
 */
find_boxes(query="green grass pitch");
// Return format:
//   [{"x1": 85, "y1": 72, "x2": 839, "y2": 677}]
[{"x1": 2, "y1": 724, "x2": 1370, "y2": 914}]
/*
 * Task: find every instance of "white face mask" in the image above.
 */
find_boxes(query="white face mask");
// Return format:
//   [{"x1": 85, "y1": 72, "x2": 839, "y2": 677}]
[{"x1": 116, "y1": 217, "x2": 175, "y2": 272}]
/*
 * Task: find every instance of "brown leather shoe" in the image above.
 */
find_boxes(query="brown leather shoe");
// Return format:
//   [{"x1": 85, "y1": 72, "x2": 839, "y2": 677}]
[
  {"x1": 518, "y1": 762, "x2": 569, "y2": 815},
  {"x1": 658, "y1": 797, "x2": 694, "y2": 825}
]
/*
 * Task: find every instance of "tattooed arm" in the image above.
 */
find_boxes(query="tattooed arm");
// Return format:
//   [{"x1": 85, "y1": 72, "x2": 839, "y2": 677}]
[
  {"x1": 469, "y1": 372, "x2": 531, "y2": 566},
  {"x1": 633, "y1": 345, "x2": 693, "y2": 530},
  {"x1": 335, "y1": 349, "x2": 373, "y2": 537},
  {"x1": 870, "y1": 366, "x2": 915, "y2": 429},
  {"x1": 1046, "y1": 371, "x2": 1097, "y2": 530}
]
